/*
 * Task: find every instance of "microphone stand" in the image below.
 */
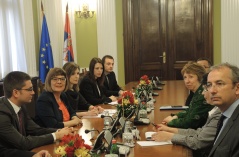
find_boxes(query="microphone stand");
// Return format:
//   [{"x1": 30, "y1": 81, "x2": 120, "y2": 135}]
[{"x1": 90, "y1": 130, "x2": 106, "y2": 154}]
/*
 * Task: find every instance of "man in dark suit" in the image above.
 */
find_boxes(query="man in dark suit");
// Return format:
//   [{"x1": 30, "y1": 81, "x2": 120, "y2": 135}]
[
  {"x1": 102, "y1": 55, "x2": 123, "y2": 97},
  {"x1": 197, "y1": 57, "x2": 212, "y2": 73},
  {"x1": 0, "y1": 71, "x2": 74, "y2": 150},
  {"x1": 206, "y1": 63, "x2": 239, "y2": 157},
  {"x1": 0, "y1": 143, "x2": 51, "y2": 157}
]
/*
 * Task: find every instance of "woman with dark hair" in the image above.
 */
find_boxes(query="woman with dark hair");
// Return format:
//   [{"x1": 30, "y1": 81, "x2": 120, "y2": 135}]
[
  {"x1": 162, "y1": 62, "x2": 213, "y2": 129},
  {"x1": 80, "y1": 57, "x2": 117, "y2": 105},
  {"x1": 35, "y1": 68, "x2": 82, "y2": 128},
  {"x1": 63, "y1": 62, "x2": 104, "y2": 116}
]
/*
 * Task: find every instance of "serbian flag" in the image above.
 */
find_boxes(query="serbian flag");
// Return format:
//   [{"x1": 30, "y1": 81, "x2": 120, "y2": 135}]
[
  {"x1": 63, "y1": 3, "x2": 74, "y2": 65},
  {"x1": 39, "y1": 2, "x2": 54, "y2": 83}
]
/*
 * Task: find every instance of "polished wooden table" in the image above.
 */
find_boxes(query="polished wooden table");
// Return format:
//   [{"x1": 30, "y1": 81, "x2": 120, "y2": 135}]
[{"x1": 32, "y1": 80, "x2": 192, "y2": 157}]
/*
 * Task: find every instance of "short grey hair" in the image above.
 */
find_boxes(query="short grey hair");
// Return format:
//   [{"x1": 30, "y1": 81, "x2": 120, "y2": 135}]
[{"x1": 209, "y1": 62, "x2": 239, "y2": 84}]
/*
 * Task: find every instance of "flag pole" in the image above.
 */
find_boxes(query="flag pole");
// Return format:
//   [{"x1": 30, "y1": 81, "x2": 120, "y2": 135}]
[{"x1": 41, "y1": 1, "x2": 44, "y2": 12}]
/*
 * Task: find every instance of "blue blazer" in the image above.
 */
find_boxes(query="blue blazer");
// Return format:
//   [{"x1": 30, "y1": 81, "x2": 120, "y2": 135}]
[{"x1": 35, "y1": 91, "x2": 76, "y2": 128}]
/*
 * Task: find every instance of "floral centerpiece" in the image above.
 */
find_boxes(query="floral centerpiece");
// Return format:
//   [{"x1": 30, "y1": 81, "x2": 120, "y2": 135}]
[
  {"x1": 117, "y1": 90, "x2": 138, "y2": 118},
  {"x1": 135, "y1": 75, "x2": 153, "y2": 101},
  {"x1": 55, "y1": 134, "x2": 91, "y2": 157}
]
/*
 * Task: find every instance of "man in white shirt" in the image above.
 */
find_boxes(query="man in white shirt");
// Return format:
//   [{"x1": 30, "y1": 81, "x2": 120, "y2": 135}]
[
  {"x1": 206, "y1": 63, "x2": 239, "y2": 157},
  {"x1": 152, "y1": 73, "x2": 220, "y2": 157}
]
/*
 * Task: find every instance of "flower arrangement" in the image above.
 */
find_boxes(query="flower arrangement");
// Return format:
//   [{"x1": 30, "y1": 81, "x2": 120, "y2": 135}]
[
  {"x1": 135, "y1": 75, "x2": 153, "y2": 100},
  {"x1": 117, "y1": 90, "x2": 138, "y2": 118},
  {"x1": 55, "y1": 134, "x2": 91, "y2": 157}
]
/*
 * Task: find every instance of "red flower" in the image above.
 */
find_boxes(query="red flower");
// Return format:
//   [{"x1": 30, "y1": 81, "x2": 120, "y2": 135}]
[
  {"x1": 65, "y1": 146, "x2": 75, "y2": 153},
  {"x1": 118, "y1": 97, "x2": 122, "y2": 104},
  {"x1": 118, "y1": 91, "x2": 135, "y2": 105},
  {"x1": 141, "y1": 75, "x2": 149, "y2": 81},
  {"x1": 84, "y1": 144, "x2": 92, "y2": 150}
]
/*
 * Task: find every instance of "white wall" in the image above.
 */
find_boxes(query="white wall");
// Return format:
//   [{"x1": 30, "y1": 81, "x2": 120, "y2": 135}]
[{"x1": 221, "y1": 0, "x2": 239, "y2": 66}]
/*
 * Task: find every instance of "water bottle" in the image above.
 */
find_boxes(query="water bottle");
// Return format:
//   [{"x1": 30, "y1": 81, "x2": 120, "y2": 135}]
[{"x1": 110, "y1": 139, "x2": 119, "y2": 154}]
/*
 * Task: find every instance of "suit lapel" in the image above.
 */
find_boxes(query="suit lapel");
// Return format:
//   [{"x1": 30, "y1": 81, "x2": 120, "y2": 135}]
[
  {"x1": 3, "y1": 97, "x2": 21, "y2": 131},
  {"x1": 209, "y1": 105, "x2": 239, "y2": 157},
  {"x1": 213, "y1": 118, "x2": 233, "y2": 147}
]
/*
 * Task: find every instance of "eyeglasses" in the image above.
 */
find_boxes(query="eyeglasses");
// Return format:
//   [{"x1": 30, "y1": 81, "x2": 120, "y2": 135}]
[
  {"x1": 17, "y1": 87, "x2": 34, "y2": 92},
  {"x1": 202, "y1": 85, "x2": 208, "y2": 92},
  {"x1": 51, "y1": 77, "x2": 66, "y2": 82},
  {"x1": 205, "y1": 81, "x2": 227, "y2": 91}
]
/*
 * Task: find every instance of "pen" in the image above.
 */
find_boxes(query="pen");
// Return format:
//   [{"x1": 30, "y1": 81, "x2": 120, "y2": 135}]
[{"x1": 151, "y1": 123, "x2": 160, "y2": 129}]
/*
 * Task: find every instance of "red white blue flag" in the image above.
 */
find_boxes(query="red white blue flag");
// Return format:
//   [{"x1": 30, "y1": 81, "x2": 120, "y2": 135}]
[{"x1": 63, "y1": 3, "x2": 74, "y2": 65}]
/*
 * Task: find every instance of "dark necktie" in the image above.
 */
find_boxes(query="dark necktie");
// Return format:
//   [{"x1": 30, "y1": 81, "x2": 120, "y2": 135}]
[
  {"x1": 18, "y1": 109, "x2": 26, "y2": 136},
  {"x1": 106, "y1": 75, "x2": 110, "y2": 87},
  {"x1": 214, "y1": 114, "x2": 226, "y2": 142}
]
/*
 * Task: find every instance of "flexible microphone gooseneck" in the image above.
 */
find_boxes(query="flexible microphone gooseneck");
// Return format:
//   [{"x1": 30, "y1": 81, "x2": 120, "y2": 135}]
[
  {"x1": 90, "y1": 130, "x2": 105, "y2": 153},
  {"x1": 100, "y1": 115, "x2": 114, "y2": 121},
  {"x1": 85, "y1": 129, "x2": 100, "y2": 134}
]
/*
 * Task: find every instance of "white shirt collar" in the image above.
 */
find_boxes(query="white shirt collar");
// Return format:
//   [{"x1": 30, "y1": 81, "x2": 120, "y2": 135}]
[
  {"x1": 7, "y1": 99, "x2": 21, "y2": 114},
  {"x1": 208, "y1": 106, "x2": 218, "y2": 117}
]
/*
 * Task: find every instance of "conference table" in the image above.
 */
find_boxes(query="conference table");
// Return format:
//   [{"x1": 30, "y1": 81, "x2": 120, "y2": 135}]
[{"x1": 32, "y1": 80, "x2": 192, "y2": 157}]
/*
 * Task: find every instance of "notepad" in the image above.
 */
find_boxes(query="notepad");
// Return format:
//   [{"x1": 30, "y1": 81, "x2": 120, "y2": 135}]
[
  {"x1": 137, "y1": 141, "x2": 172, "y2": 147},
  {"x1": 145, "y1": 131, "x2": 156, "y2": 141},
  {"x1": 108, "y1": 101, "x2": 118, "y2": 105},
  {"x1": 159, "y1": 106, "x2": 189, "y2": 110},
  {"x1": 82, "y1": 109, "x2": 117, "y2": 118}
]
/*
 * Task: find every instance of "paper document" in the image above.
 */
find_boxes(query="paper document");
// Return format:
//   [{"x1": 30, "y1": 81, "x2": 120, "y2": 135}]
[
  {"x1": 108, "y1": 101, "x2": 118, "y2": 105},
  {"x1": 81, "y1": 109, "x2": 117, "y2": 118},
  {"x1": 160, "y1": 106, "x2": 189, "y2": 110},
  {"x1": 137, "y1": 141, "x2": 172, "y2": 147},
  {"x1": 145, "y1": 131, "x2": 156, "y2": 141}
]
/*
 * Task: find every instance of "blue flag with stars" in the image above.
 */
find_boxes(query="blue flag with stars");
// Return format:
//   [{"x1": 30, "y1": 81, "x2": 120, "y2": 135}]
[{"x1": 39, "y1": 14, "x2": 54, "y2": 83}]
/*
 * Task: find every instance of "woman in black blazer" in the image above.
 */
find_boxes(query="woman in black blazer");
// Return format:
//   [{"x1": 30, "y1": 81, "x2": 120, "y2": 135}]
[
  {"x1": 63, "y1": 62, "x2": 104, "y2": 116},
  {"x1": 80, "y1": 57, "x2": 117, "y2": 105},
  {"x1": 35, "y1": 68, "x2": 82, "y2": 128}
]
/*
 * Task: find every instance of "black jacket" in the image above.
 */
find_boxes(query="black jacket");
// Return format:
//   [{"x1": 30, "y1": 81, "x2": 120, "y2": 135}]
[
  {"x1": 0, "y1": 144, "x2": 35, "y2": 157},
  {"x1": 0, "y1": 97, "x2": 56, "y2": 150},
  {"x1": 103, "y1": 72, "x2": 122, "y2": 96},
  {"x1": 80, "y1": 76, "x2": 112, "y2": 105},
  {"x1": 65, "y1": 90, "x2": 91, "y2": 111},
  {"x1": 35, "y1": 91, "x2": 76, "y2": 128}
]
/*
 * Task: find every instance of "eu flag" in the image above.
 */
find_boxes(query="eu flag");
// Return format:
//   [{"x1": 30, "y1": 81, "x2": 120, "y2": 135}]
[
  {"x1": 63, "y1": 3, "x2": 74, "y2": 65},
  {"x1": 39, "y1": 14, "x2": 54, "y2": 83}
]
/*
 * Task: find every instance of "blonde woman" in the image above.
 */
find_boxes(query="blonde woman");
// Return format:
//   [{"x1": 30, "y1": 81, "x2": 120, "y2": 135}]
[{"x1": 35, "y1": 68, "x2": 82, "y2": 128}]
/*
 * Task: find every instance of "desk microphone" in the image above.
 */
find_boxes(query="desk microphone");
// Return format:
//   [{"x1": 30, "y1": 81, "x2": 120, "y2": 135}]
[
  {"x1": 91, "y1": 130, "x2": 105, "y2": 153},
  {"x1": 85, "y1": 129, "x2": 100, "y2": 134},
  {"x1": 156, "y1": 76, "x2": 165, "y2": 85},
  {"x1": 101, "y1": 115, "x2": 114, "y2": 121}
]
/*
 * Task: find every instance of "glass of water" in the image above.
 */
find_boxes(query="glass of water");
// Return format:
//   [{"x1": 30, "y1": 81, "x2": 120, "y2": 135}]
[
  {"x1": 103, "y1": 110, "x2": 112, "y2": 129},
  {"x1": 122, "y1": 132, "x2": 134, "y2": 147}
]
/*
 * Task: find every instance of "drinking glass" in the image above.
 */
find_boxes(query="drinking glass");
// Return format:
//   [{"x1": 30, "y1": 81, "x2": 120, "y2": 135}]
[
  {"x1": 122, "y1": 132, "x2": 134, "y2": 147},
  {"x1": 104, "y1": 117, "x2": 112, "y2": 130}
]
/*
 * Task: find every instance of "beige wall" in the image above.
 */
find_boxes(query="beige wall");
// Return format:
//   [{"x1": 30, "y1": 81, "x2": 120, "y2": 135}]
[
  {"x1": 75, "y1": 14, "x2": 98, "y2": 68},
  {"x1": 115, "y1": 0, "x2": 125, "y2": 86},
  {"x1": 33, "y1": 0, "x2": 221, "y2": 85}
]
